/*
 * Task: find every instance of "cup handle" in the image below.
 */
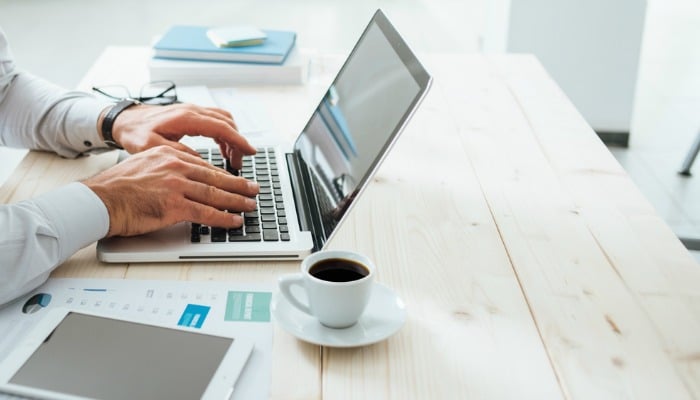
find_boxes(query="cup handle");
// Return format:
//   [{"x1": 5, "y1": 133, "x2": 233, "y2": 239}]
[{"x1": 278, "y1": 274, "x2": 313, "y2": 316}]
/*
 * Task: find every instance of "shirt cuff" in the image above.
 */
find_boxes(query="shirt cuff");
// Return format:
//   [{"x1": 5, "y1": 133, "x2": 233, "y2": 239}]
[
  {"x1": 63, "y1": 94, "x2": 113, "y2": 153},
  {"x1": 32, "y1": 182, "x2": 109, "y2": 261}
]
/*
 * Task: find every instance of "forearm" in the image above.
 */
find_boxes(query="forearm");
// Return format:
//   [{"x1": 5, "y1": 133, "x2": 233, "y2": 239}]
[
  {"x1": 0, "y1": 183, "x2": 109, "y2": 306},
  {"x1": 0, "y1": 71, "x2": 111, "y2": 158},
  {"x1": 0, "y1": 28, "x2": 111, "y2": 157}
]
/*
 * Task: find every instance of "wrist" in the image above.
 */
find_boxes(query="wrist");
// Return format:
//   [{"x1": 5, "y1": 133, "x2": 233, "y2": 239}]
[
  {"x1": 82, "y1": 178, "x2": 114, "y2": 237},
  {"x1": 101, "y1": 99, "x2": 141, "y2": 149}
]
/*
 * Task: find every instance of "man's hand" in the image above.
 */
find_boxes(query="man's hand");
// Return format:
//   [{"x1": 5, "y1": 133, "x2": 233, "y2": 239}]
[
  {"x1": 108, "y1": 103, "x2": 256, "y2": 169},
  {"x1": 83, "y1": 146, "x2": 259, "y2": 237}
]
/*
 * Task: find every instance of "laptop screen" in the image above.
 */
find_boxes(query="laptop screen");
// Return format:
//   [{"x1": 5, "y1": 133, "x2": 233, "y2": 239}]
[{"x1": 293, "y1": 10, "x2": 431, "y2": 244}]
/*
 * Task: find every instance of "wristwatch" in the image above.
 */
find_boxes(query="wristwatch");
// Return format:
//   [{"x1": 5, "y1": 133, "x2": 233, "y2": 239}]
[{"x1": 101, "y1": 99, "x2": 140, "y2": 149}]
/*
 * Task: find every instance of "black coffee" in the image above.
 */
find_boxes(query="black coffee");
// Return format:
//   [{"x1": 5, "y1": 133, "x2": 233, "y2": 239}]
[{"x1": 309, "y1": 258, "x2": 370, "y2": 282}]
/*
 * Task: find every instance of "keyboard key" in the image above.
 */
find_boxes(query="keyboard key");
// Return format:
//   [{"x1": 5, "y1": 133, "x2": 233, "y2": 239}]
[
  {"x1": 191, "y1": 233, "x2": 201, "y2": 243},
  {"x1": 277, "y1": 209, "x2": 286, "y2": 217},
  {"x1": 263, "y1": 229, "x2": 279, "y2": 241},
  {"x1": 244, "y1": 211, "x2": 259, "y2": 218},
  {"x1": 259, "y1": 194, "x2": 273, "y2": 201},
  {"x1": 260, "y1": 201, "x2": 274, "y2": 208},
  {"x1": 211, "y1": 227, "x2": 227, "y2": 235},
  {"x1": 261, "y1": 214, "x2": 276, "y2": 222},
  {"x1": 230, "y1": 233, "x2": 261, "y2": 242},
  {"x1": 262, "y1": 222, "x2": 277, "y2": 230},
  {"x1": 211, "y1": 235, "x2": 227, "y2": 242},
  {"x1": 279, "y1": 225, "x2": 289, "y2": 233},
  {"x1": 276, "y1": 202, "x2": 285, "y2": 210},
  {"x1": 246, "y1": 225, "x2": 261, "y2": 233},
  {"x1": 281, "y1": 232, "x2": 290, "y2": 241},
  {"x1": 199, "y1": 226, "x2": 210, "y2": 235},
  {"x1": 244, "y1": 218, "x2": 260, "y2": 226},
  {"x1": 211, "y1": 227, "x2": 227, "y2": 242},
  {"x1": 279, "y1": 217, "x2": 287, "y2": 225},
  {"x1": 228, "y1": 228, "x2": 243, "y2": 236}
]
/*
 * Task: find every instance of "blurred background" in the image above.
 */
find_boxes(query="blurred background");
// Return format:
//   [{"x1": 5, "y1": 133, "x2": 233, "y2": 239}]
[{"x1": 0, "y1": 0, "x2": 698, "y2": 259}]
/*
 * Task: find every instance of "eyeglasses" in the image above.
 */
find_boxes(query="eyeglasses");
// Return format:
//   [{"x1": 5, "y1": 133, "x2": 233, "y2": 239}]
[{"x1": 92, "y1": 80, "x2": 178, "y2": 105}]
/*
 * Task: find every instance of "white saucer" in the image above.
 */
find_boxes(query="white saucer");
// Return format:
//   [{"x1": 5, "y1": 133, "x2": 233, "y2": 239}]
[{"x1": 271, "y1": 283, "x2": 406, "y2": 347}]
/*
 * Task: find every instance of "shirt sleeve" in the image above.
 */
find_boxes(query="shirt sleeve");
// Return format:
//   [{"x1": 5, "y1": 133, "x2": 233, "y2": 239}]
[
  {"x1": 0, "y1": 183, "x2": 109, "y2": 307},
  {"x1": 0, "y1": 27, "x2": 113, "y2": 158}
]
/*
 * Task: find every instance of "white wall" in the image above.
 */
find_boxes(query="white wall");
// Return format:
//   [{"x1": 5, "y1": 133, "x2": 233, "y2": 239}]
[{"x1": 485, "y1": 0, "x2": 647, "y2": 135}]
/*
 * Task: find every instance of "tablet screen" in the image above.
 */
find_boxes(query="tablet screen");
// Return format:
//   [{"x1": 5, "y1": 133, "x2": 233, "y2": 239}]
[{"x1": 8, "y1": 312, "x2": 233, "y2": 400}]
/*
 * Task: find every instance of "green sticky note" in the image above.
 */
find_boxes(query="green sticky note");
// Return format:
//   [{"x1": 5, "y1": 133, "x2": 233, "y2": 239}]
[{"x1": 225, "y1": 291, "x2": 272, "y2": 322}]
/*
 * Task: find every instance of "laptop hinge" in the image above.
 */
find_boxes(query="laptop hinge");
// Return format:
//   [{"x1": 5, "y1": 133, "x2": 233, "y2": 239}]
[{"x1": 286, "y1": 152, "x2": 325, "y2": 252}]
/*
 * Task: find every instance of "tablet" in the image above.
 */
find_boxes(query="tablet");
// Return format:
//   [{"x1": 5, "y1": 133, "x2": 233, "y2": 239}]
[{"x1": 0, "y1": 308, "x2": 253, "y2": 400}]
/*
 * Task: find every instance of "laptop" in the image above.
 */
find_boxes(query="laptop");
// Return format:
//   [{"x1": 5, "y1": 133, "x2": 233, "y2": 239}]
[{"x1": 97, "y1": 9, "x2": 432, "y2": 263}]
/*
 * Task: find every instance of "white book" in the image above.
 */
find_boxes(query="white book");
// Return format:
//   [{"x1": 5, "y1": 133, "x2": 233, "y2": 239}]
[{"x1": 149, "y1": 48, "x2": 309, "y2": 87}]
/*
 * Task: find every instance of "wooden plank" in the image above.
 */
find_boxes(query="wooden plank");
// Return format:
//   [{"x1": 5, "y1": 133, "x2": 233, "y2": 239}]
[
  {"x1": 490, "y1": 54, "x2": 700, "y2": 397},
  {"x1": 317, "y1": 61, "x2": 562, "y2": 399},
  {"x1": 431, "y1": 53, "x2": 694, "y2": 398}
]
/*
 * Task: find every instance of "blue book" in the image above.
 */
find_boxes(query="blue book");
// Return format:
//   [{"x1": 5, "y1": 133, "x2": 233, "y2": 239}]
[{"x1": 153, "y1": 25, "x2": 296, "y2": 64}]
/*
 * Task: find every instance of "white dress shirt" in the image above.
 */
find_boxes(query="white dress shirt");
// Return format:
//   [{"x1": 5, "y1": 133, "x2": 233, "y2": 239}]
[{"x1": 0, "y1": 27, "x2": 112, "y2": 307}]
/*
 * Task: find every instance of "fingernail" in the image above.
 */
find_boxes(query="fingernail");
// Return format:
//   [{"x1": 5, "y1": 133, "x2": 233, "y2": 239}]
[
  {"x1": 246, "y1": 198, "x2": 257, "y2": 208},
  {"x1": 247, "y1": 181, "x2": 259, "y2": 192}
]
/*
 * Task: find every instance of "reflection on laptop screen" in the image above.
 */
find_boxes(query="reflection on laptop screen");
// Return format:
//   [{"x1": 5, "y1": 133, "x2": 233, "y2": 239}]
[{"x1": 294, "y1": 16, "x2": 424, "y2": 239}]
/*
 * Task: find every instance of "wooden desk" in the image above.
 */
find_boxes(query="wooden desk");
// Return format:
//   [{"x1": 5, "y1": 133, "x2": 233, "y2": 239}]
[{"x1": 2, "y1": 47, "x2": 699, "y2": 399}]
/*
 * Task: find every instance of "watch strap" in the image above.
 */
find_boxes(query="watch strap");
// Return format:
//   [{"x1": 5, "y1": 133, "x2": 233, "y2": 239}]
[{"x1": 101, "y1": 99, "x2": 140, "y2": 149}]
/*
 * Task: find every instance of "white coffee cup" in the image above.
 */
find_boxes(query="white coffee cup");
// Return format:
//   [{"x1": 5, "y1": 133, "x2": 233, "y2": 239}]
[{"x1": 278, "y1": 250, "x2": 375, "y2": 329}]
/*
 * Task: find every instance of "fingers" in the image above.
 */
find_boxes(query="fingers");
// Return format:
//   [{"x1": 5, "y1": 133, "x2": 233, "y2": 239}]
[
  {"x1": 185, "y1": 164, "x2": 259, "y2": 197},
  {"x1": 168, "y1": 107, "x2": 256, "y2": 155},
  {"x1": 153, "y1": 136, "x2": 200, "y2": 158},
  {"x1": 202, "y1": 107, "x2": 238, "y2": 131},
  {"x1": 183, "y1": 179, "x2": 257, "y2": 213},
  {"x1": 218, "y1": 141, "x2": 245, "y2": 170},
  {"x1": 181, "y1": 198, "x2": 245, "y2": 228},
  {"x1": 178, "y1": 157, "x2": 259, "y2": 228}
]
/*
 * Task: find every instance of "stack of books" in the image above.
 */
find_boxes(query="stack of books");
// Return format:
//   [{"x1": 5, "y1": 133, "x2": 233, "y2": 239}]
[{"x1": 149, "y1": 25, "x2": 308, "y2": 86}]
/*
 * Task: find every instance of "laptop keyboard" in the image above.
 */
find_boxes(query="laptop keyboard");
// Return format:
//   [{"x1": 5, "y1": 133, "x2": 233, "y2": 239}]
[{"x1": 190, "y1": 147, "x2": 290, "y2": 243}]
